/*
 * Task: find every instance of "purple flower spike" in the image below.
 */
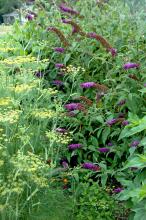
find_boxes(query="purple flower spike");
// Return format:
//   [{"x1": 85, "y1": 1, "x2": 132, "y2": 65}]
[
  {"x1": 68, "y1": 144, "x2": 82, "y2": 150},
  {"x1": 87, "y1": 32, "x2": 97, "y2": 38},
  {"x1": 55, "y1": 63, "x2": 64, "y2": 69},
  {"x1": 59, "y1": 4, "x2": 79, "y2": 15},
  {"x1": 144, "y1": 83, "x2": 146, "y2": 87},
  {"x1": 113, "y1": 188, "x2": 123, "y2": 193},
  {"x1": 26, "y1": 14, "x2": 34, "y2": 21},
  {"x1": 123, "y1": 62, "x2": 140, "y2": 70},
  {"x1": 62, "y1": 161, "x2": 69, "y2": 168},
  {"x1": 62, "y1": 19, "x2": 71, "y2": 24},
  {"x1": 122, "y1": 120, "x2": 129, "y2": 126},
  {"x1": 52, "y1": 80, "x2": 63, "y2": 86},
  {"x1": 80, "y1": 82, "x2": 97, "y2": 88},
  {"x1": 64, "y1": 103, "x2": 83, "y2": 111},
  {"x1": 72, "y1": 26, "x2": 78, "y2": 34},
  {"x1": 108, "y1": 48, "x2": 117, "y2": 57},
  {"x1": 117, "y1": 99, "x2": 126, "y2": 106},
  {"x1": 56, "y1": 128, "x2": 67, "y2": 133},
  {"x1": 35, "y1": 71, "x2": 44, "y2": 78},
  {"x1": 54, "y1": 47, "x2": 65, "y2": 53},
  {"x1": 107, "y1": 142, "x2": 113, "y2": 146},
  {"x1": 106, "y1": 118, "x2": 117, "y2": 126},
  {"x1": 98, "y1": 148, "x2": 110, "y2": 153},
  {"x1": 82, "y1": 162, "x2": 100, "y2": 171},
  {"x1": 66, "y1": 111, "x2": 76, "y2": 117},
  {"x1": 130, "y1": 140, "x2": 140, "y2": 147}
]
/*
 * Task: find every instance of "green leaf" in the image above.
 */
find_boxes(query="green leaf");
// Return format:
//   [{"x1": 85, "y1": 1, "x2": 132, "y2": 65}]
[
  {"x1": 102, "y1": 127, "x2": 110, "y2": 145},
  {"x1": 96, "y1": 116, "x2": 104, "y2": 124}
]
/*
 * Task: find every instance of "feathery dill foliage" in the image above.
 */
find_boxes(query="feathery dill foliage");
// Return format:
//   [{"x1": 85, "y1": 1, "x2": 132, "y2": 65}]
[{"x1": 0, "y1": 0, "x2": 146, "y2": 219}]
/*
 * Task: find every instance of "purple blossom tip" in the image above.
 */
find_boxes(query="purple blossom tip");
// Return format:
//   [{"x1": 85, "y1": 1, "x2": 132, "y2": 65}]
[
  {"x1": 55, "y1": 63, "x2": 64, "y2": 69},
  {"x1": 123, "y1": 62, "x2": 140, "y2": 70},
  {"x1": 107, "y1": 142, "x2": 113, "y2": 146},
  {"x1": 56, "y1": 128, "x2": 67, "y2": 133},
  {"x1": 64, "y1": 103, "x2": 83, "y2": 111},
  {"x1": 66, "y1": 111, "x2": 76, "y2": 117},
  {"x1": 62, "y1": 19, "x2": 71, "y2": 24},
  {"x1": 113, "y1": 187, "x2": 123, "y2": 193},
  {"x1": 98, "y1": 147, "x2": 110, "y2": 153},
  {"x1": 52, "y1": 80, "x2": 63, "y2": 86},
  {"x1": 82, "y1": 162, "x2": 100, "y2": 171},
  {"x1": 130, "y1": 140, "x2": 140, "y2": 147},
  {"x1": 35, "y1": 71, "x2": 44, "y2": 78},
  {"x1": 54, "y1": 47, "x2": 65, "y2": 53},
  {"x1": 62, "y1": 161, "x2": 69, "y2": 168},
  {"x1": 59, "y1": 4, "x2": 79, "y2": 15},
  {"x1": 144, "y1": 83, "x2": 146, "y2": 87},
  {"x1": 117, "y1": 99, "x2": 126, "y2": 106},
  {"x1": 68, "y1": 143, "x2": 82, "y2": 150},
  {"x1": 106, "y1": 118, "x2": 117, "y2": 126},
  {"x1": 108, "y1": 48, "x2": 117, "y2": 57},
  {"x1": 87, "y1": 32, "x2": 97, "y2": 38},
  {"x1": 80, "y1": 82, "x2": 97, "y2": 88},
  {"x1": 122, "y1": 120, "x2": 129, "y2": 126},
  {"x1": 26, "y1": 14, "x2": 34, "y2": 21}
]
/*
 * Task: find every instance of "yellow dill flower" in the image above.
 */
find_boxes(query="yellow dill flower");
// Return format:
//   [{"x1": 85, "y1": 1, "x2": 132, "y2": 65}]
[
  {"x1": 0, "y1": 55, "x2": 36, "y2": 65},
  {"x1": 11, "y1": 84, "x2": 36, "y2": 93},
  {"x1": 38, "y1": 88, "x2": 58, "y2": 96},
  {"x1": 0, "y1": 109, "x2": 22, "y2": 124},
  {"x1": 0, "y1": 47, "x2": 15, "y2": 52},
  {"x1": 32, "y1": 109, "x2": 56, "y2": 119},
  {"x1": 46, "y1": 130, "x2": 72, "y2": 144},
  {"x1": 0, "y1": 97, "x2": 12, "y2": 106},
  {"x1": 65, "y1": 65, "x2": 85, "y2": 75}
]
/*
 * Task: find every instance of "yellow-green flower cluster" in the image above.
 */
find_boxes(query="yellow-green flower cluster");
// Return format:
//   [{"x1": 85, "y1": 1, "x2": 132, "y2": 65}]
[
  {"x1": 65, "y1": 65, "x2": 85, "y2": 75},
  {"x1": 0, "y1": 109, "x2": 22, "y2": 124},
  {"x1": 38, "y1": 88, "x2": 58, "y2": 96},
  {"x1": 0, "y1": 97, "x2": 12, "y2": 106},
  {"x1": 0, "y1": 55, "x2": 36, "y2": 65},
  {"x1": 32, "y1": 108, "x2": 57, "y2": 119},
  {"x1": 11, "y1": 151, "x2": 49, "y2": 188},
  {"x1": 10, "y1": 83, "x2": 36, "y2": 93},
  {"x1": 0, "y1": 47, "x2": 15, "y2": 52},
  {"x1": 0, "y1": 178, "x2": 25, "y2": 196},
  {"x1": 46, "y1": 130, "x2": 72, "y2": 144}
]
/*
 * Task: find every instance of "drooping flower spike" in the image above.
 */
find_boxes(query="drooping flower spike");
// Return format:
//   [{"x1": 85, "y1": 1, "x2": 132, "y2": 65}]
[
  {"x1": 87, "y1": 32, "x2": 117, "y2": 56},
  {"x1": 64, "y1": 102, "x2": 85, "y2": 111},
  {"x1": 59, "y1": 3, "x2": 79, "y2": 15},
  {"x1": 62, "y1": 19, "x2": 86, "y2": 36},
  {"x1": 82, "y1": 162, "x2": 100, "y2": 171},
  {"x1": 54, "y1": 47, "x2": 65, "y2": 53},
  {"x1": 47, "y1": 27, "x2": 69, "y2": 47},
  {"x1": 98, "y1": 148, "x2": 110, "y2": 153},
  {"x1": 123, "y1": 62, "x2": 140, "y2": 70},
  {"x1": 68, "y1": 143, "x2": 82, "y2": 150},
  {"x1": 106, "y1": 118, "x2": 117, "y2": 126},
  {"x1": 55, "y1": 63, "x2": 65, "y2": 69}
]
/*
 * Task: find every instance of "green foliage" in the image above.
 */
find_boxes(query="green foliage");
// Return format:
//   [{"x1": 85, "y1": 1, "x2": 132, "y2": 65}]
[
  {"x1": 74, "y1": 181, "x2": 120, "y2": 220},
  {"x1": 1, "y1": 0, "x2": 146, "y2": 219}
]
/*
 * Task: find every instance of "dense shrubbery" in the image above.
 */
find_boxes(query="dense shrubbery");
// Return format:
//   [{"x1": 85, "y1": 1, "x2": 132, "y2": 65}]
[{"x1": 1, "y1": 0, "x2": 146, "y2": 219}]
